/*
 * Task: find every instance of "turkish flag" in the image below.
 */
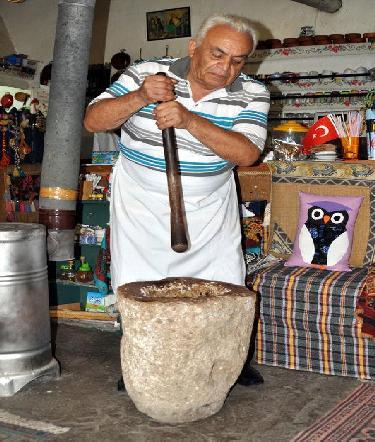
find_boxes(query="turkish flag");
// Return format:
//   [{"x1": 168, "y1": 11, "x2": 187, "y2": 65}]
[{"x1": 302, "y1": 115, "x2": 339, "y2": 153}]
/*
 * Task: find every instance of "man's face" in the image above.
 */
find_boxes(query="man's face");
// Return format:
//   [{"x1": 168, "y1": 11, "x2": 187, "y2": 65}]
[{"x1": 188, "y1": 24, "x2": 253, "y2": 92}]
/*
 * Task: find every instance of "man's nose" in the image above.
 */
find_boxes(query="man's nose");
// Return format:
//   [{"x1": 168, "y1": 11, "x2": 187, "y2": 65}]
[
  {"x1": 217, "y1": 57, "x2": 231, "y2": 72},
  {"x1": 218, "y1": 56, "x2": 231, "y2": 71}
]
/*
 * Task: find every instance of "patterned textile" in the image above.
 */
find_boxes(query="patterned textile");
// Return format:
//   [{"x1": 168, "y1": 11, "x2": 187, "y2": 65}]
[
  {"x1": 94, "y1": 227, "x2": 111, "y2": 295},
  {"x1": 267, "y1": 161, "x2": 375, "y2": 266},
  {"x1": 269, "y1": 222, "x2": 294, "y2": 255},
  {"x1": 357, "y1": 264, "x2": 375, "y2": 338},
  {"x1": 243, "y1": 218, "x2": 264, "y2": 255},
  {"x1": 293, "y1": 383, "x2": 375, "y2": 442},
  {"x1": 285, "y1": 192, "x2": 363, "y2": 271},
  {"x1": 241, "y1": 199, "x2": 268, "y2": 269},
  {"x1": 252, "y1": 262, "x2": 374, "y2": 379}
]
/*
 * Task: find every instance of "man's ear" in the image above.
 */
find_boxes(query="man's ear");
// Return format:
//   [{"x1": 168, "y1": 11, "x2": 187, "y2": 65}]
[{"x1": 188, "y1": 39, "x2": 197, "y2": 58}]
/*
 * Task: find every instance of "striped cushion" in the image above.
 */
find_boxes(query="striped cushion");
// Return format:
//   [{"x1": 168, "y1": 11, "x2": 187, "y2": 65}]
[{"x1": 252, "y1": 262, "x2": 374, "y2": 379}]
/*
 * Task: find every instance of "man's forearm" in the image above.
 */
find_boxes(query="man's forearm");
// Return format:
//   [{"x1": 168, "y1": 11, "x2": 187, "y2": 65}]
[
  {"x1": 84, "y1": 91, "x2": 147, "y2": 132},
  {"x1": 186, "y1": 113, "x2": 260, "y2": 166}
]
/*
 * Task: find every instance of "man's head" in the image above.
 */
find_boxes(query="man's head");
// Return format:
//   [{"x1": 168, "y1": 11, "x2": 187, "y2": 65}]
[{"x1": 187, "y1": 14, "x2": 257, "y2": 93}]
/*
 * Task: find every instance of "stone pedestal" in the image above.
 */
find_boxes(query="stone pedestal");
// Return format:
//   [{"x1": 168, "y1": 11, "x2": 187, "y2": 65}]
[{"x1": 117, "y1": 278, "x2": 256, "y2": 424}]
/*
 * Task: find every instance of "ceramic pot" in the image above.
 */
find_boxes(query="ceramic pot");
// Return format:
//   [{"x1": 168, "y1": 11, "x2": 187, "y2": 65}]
[
  {"x1": 110, "y1": 49, "x2": 130, "y2": 70},
  {"x1": 256, "y1": 40, "x2": 268, "y2": 49},
  {"x1": 314, "y1": 35, "x2": 331, "y2": 45},
  {"x1": 329, "y1": 34, "x2": 346, "y2": 44},
  {"x1": 345, "y1": 33, "x2": 361, "y2": 42},
  {"x1": 1, "y1": 93, "x2": 13, "y2": 109},
  {"x1": 298, "y1": 36, "x2": 314, "y2": 46},
  {"x1": 265, "y1": 38, "x2": 282, "y2": 49},
  {"x1": 363, "y1": 32, "x2": 375, "y2": 42},
  {"x1": 283, "y1": 38, "x2": 299, "y2": 47}
]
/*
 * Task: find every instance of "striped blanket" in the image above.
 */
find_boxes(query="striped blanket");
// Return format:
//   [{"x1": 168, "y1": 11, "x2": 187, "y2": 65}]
[{"x1": 252, "y1": 262, "x2": 374, "y2": 379}]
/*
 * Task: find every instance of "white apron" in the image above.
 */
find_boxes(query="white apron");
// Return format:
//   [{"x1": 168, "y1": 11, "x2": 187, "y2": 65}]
[{"x1": 110, "y1": 156, "x2": 245, "y2": 292}]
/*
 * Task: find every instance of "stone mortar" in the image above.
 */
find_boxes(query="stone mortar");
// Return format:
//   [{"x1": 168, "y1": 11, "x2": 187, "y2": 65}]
[{"x1": 117, "y1": 277, "x2": 256, "y2": 424}]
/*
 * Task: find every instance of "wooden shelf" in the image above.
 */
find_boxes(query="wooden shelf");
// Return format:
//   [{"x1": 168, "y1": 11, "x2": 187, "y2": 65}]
[
  {"x1": 78, "y1": 199, "x2": 109, "y2": 204},
  {"x1": 244, "y1": 42, "x2": 375, "y2": 77},
  {"x1": 247, "y1": 42, "x2": 374, "y2": 63},
  {"x1": 0, "y1": 70, "x2": 35, "y2": 89},
  {"x1": 6, "y1": 163, "x2": 42, "y2": 175},
  {"x1": 54, "y1": 278, "x2": 96, "y2": 288},
  {"x1": 269, "y1": 103, "x2": 365, "y2": 114},
  {"x1": 80, "y1": 164, "x2": 113, "y2": 174},
  {"x1": 49, "y1": 303, "x2": 116, "y2": 322},
  {"x1": 268, "y1": 81, "x2": 375, "y2": 96}
]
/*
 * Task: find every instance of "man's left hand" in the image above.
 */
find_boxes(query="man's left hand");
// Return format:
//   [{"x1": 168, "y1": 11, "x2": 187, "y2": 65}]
[{"x1": 154, "y1": 102, "x2": 193, "y2": 131}]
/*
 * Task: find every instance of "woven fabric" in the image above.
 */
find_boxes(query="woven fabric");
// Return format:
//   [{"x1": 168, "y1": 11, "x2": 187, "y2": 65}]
[
  {"x1": 357, "y1": 264, "x2": 375, "y2": 338},
  {"x1": 252, "y1": 262, "x2": 374, "y2": 379},
  {"x1": 267, "y1": 161, "x2": 375, "y2": 267},
  {"x1": 241, "y1": 200, "x2": 268, "y2": 269},
  {"x1": 285, "y1": 192, "x2": 363, "y2": 271},
  {"x1": 293, "y1": 383, "x2": 375, "y2": 442}
]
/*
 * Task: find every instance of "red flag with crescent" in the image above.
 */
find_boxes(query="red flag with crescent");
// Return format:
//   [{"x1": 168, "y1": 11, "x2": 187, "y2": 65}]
[{"x1": 302, "y1": 115, "x2": 339, "y2": 153}]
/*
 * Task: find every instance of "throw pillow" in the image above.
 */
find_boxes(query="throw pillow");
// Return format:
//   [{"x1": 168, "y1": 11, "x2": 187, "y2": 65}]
[
  {"x1": 241, "y1": 200, "x2": 268, "y2": 268},
  {"x1": 285, "y1": 192, "x2": 364, "y2": 271}
]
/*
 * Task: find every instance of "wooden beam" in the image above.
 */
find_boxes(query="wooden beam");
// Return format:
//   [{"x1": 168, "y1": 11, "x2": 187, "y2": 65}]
[{"x1": 49, "y1": 307, "x2": 116, "y2": 321}]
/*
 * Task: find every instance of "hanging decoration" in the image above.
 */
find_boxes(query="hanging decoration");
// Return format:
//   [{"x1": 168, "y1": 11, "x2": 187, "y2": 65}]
[
  {"x1": 110, "y1": 49, "x2": 131, "y2": 83},
  {"x1": 0, "y1": 92, "x2": 46, "y2": 171},
  {"x1": 1, "y1": 92, "x2": 14, "y2": 109},
  {"x1": 0, "y1": 124, "x2": 11, "y2": 167}
]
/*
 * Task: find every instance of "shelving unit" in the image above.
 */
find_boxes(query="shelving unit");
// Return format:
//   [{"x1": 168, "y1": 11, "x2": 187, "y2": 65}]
[
  {"x1": 49, "y1": 165, "x2": 112, "y2": 307},
  {"x1": 245, "y1": 42, "x2": 375, "y2": 75},
  {"x1": 1, "y1": 164, "x2": 41, "y2": 223},
  {"x1": 49, "y1": 278, "x2": 98, "y2": 308},
  {"x1": 244, "y1": 42, "x2": 374, "y2": 149},
  {"x1": 265, "y1": 77, "x2": 374, "y2": 121}
]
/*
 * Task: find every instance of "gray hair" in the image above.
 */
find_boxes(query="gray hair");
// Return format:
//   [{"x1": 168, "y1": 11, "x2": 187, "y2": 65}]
[{"x1": 194, "y1": 13, "x2": 258, "y2": 55}]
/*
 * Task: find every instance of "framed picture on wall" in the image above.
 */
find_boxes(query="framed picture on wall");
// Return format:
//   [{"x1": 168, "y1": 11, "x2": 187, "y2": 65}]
[{"x1": 146, "y1": 7, "x2": 191, "y2": 41}]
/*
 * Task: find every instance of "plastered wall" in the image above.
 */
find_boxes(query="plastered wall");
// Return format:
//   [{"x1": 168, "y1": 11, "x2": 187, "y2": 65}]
[{"x1": 1, "y1": 0, "x2": 374, "y2": 66}]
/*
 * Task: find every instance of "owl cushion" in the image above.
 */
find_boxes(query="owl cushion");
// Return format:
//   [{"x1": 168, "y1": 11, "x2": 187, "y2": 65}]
[{"x1": 285, "y1": 192, "x2": 364, "y2": 271}]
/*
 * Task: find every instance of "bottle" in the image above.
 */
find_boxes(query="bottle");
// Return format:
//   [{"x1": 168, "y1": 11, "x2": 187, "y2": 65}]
[
  {"x1": 59, "y1": 263, "x2": 69, "y2": 280},
  {"x1": 75, "y1": 256, "x2": 93, "y2": 284},
  {"x1": 366, "y1": 109, "x2": 375, "y2": 160},
  {"x1": 66, "y1": 260, "x2": 76, "y2": 282}
]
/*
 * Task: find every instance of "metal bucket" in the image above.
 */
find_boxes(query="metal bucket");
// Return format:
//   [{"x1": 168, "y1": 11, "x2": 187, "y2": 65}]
[{"x1": 0, "y1": 223, "x2": 59, "y2": 396}]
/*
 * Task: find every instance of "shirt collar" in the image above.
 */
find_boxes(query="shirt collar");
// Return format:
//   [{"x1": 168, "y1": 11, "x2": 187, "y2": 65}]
[
  {"x1": 169, "y1": 56, "x2": 190, "y2": 79},
  {"x1": 169, "y1": 56, "x2": 243, "y2": 93}
]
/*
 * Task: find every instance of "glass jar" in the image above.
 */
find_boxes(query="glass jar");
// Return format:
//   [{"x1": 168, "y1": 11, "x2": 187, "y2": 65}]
[
  {"x1": 75, "y1": 257, "x2": 93, "y2": 284},
  {"x1": 65, "y1": 260, "x2": 76, "y2": 282},
  {"x1": 271, "y1": 120, "x2": 308, "y2": 161},
  {"x1": 59, "y1": 263, "x2": 70, "y2": 280}
]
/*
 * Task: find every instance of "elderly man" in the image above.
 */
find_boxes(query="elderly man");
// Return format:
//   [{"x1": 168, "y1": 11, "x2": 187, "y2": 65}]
[{"x1": 84, "y1": 13, "x2": 269, "y2": 386}]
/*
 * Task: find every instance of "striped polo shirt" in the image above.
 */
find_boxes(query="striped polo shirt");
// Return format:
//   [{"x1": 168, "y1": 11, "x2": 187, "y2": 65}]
[{"x1": 91, "y1": 57, "x2": 269, "y2": 176}]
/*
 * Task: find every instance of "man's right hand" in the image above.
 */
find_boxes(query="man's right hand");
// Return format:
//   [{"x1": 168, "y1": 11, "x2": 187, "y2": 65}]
[
  {"x1": 84, "y1": 74, "x2": 177, "y2": 133},
  {"x1": 138, "y1": 74, "x2": 177, "y2": 105}
]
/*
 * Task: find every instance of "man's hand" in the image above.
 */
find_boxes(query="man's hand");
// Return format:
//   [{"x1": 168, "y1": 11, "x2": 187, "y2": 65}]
[
  {"x1": 154, "y1": 100, "x2": 260, "y2": 166},
  {"x1": 154, "y1": 101, "x2": 193, "y2": 130},
  {"x1": 84, "y1": 74, "x2": 178, "y2": 132},
  {"x1": 139, "y1": 75, "x2": 177, "y2": 106}
]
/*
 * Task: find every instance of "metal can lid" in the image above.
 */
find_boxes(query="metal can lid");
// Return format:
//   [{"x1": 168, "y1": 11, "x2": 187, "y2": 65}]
[{"x1": 0, "y1": 223, "x2": 45, "y2": 241}]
